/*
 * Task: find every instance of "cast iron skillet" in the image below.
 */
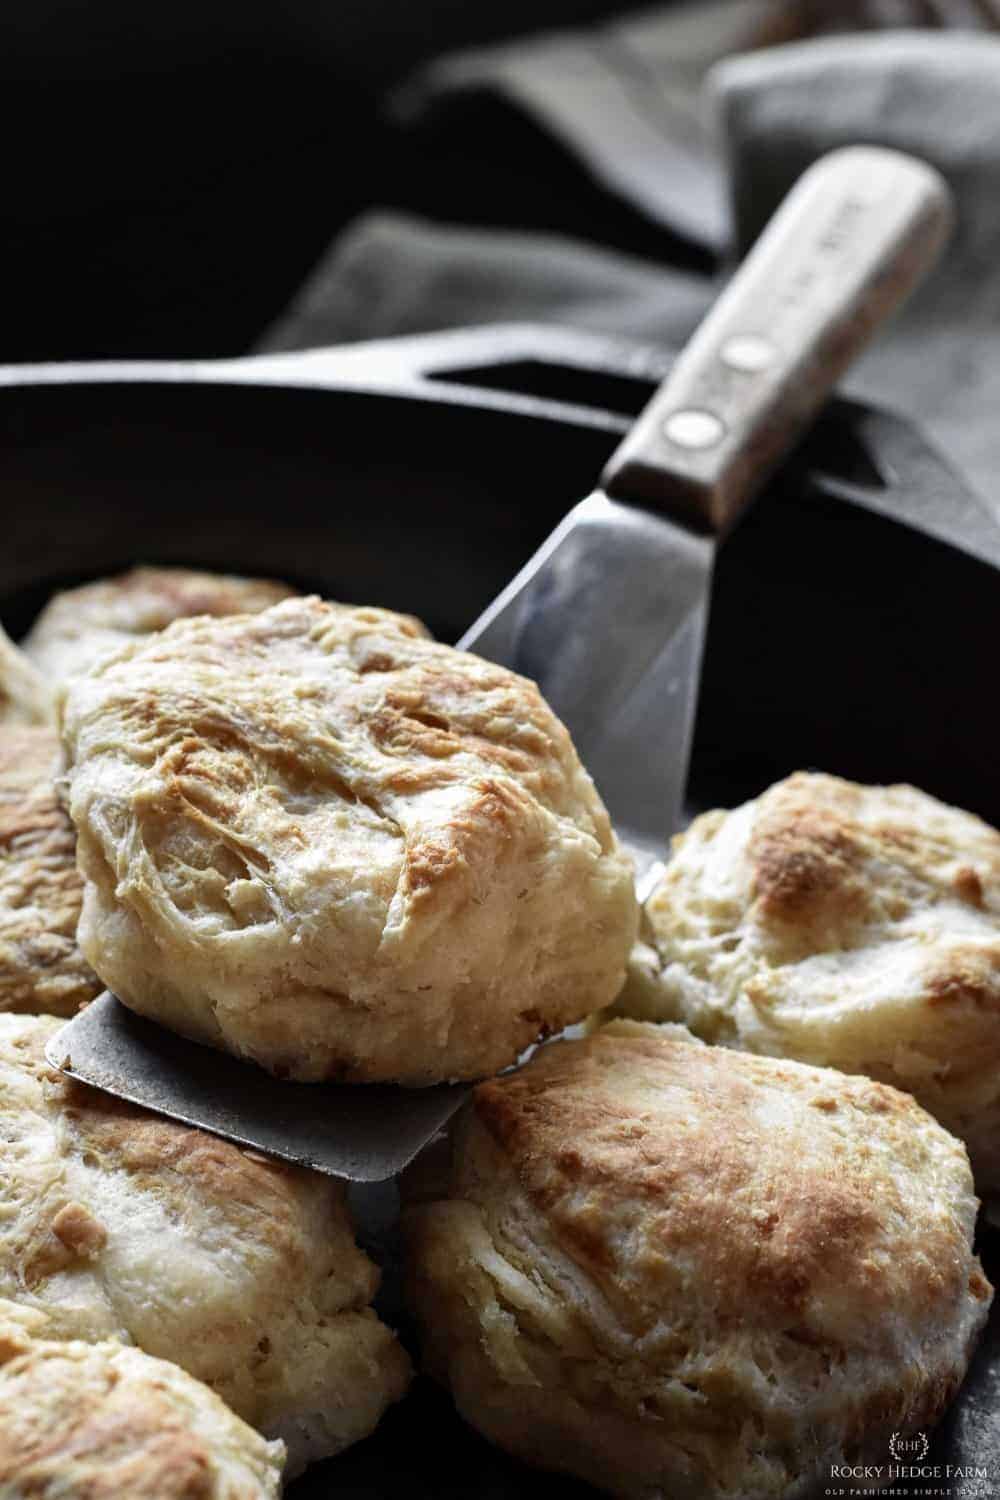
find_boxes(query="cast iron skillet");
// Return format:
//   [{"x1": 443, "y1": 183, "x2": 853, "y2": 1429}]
[{"x1": 4, "y1": 325, "x2": 1000, "y2": 1497}]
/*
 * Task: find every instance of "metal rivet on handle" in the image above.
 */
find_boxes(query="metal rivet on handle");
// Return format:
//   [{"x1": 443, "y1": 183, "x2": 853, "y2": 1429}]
[
  {"x1": 720, "y1": 334, "x2": 776, "y2": 373},
  {"x1": 662, "y1": 409, "x2": 726, "y2": 450}
]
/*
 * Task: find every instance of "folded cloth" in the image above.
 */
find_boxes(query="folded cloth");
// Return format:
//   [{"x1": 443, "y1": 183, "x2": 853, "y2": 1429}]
[
  {"x1": 260, "y1": 0, "x2": 797, "y2": 358},
  {"x1": 258, "y1": 213, "x2": 714, "y2": 352},
  {"x1": 714, "y1": 30, "x2": 1000, "y2": 516},
  {"x1": 261, "y1": 6, "x2": 1000, "y2": 514}
]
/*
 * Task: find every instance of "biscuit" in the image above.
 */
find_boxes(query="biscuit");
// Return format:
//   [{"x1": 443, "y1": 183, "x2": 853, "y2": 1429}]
[
  {"x1": 22, "y1": 565, "x2": 297, "y2": 684},
  {"x1": 0, "y1": 1303, "x2": 285, "y2": 1499},
  {"x1": 610, "y1": 772, "x2": 1000, "y2": 1194},
  {"x1": 0, "y1": 623, "x2": 53, "y2": 726},
  {"x1": 0, "y1": 726, "x2": 101, "y2": 1017},
  {"x1": 61, "y1": 595, "x2": 638, "y2": 1084},
  {"x1": 403, "y1": 1022, "x2": 991, "y2": 1500},
  {"x1": 0, "y1": 1013, "x2": 411, "y2": 1477}
]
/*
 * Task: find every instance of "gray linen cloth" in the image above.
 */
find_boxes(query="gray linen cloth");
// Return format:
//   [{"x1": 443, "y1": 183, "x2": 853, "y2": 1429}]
[{"x1": 261, "y1": 9, "x2": 1000, "y2": 513}]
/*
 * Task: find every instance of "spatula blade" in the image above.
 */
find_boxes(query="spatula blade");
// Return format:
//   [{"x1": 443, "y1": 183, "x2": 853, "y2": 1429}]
[
  {"x1": 46, "y1": 992, "x2": 470, "y2": 1181},
  {"x1": 459, "y1": 491, "x2": 714, "y2": 890}
]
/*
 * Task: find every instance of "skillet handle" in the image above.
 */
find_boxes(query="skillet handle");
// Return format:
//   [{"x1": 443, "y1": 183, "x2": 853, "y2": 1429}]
[{"x1": 601, "y1": 145, "x2": 953, "y2": 534}]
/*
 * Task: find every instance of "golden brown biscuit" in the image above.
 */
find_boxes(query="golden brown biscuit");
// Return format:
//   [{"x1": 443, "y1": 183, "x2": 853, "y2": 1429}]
[
  {"x1": 0, "y1": 725, "x2": 100, "y2": 1017},
  {"x1": 404, "y1": 1022, "x2": 991, "y2": 1500},
  {"x1": 0, "y1": 622, "x2": 53, "y2": 726},
  {"x1": 0, "y1": 1013, "x2": 411, "y2": 1478},
  {"x1": 610, "y1": 772, "x2": 1000, "y2": 1194},
  {"x1": 61, "y1": 595, "x2": 638, "y2": 1084},
  {"x1": 0, "y1": 1303, "x2": 285, "y2": 1499},
  {"x1": 23, "y1": 565, "x2": 297, "y2": 684}
]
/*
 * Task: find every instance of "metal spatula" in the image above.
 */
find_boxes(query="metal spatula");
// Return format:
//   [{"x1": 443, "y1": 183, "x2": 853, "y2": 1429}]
[
  {"x1": 47, "y1": 147, "x2": 951, "y2": 1179},
  {"x1": 461, "y1": 145, "x2": 952, "y2": 894}
]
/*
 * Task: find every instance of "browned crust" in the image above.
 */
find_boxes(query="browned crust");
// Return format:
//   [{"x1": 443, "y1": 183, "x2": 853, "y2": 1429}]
[
  {"x1": 746, "y1": 772, "x2": 1000, "y2": 933},
  {"x1": 750, "y1": 803, "x2": 873, "y2": 928},
  {"x1": 618, "y1": 773, "x2": 1000, "y2": 1190},
  {"x1": 0, "y1": 1330, "x2": 281, "y2": 1499},
  {"x1": 0, "y1": 726, "x2": 100, "y2": 1016},
  {"x1": 1, "y1": 1382, "x2": 219, "y2": 1498},
  {"x1": 924, "y1": 949, "x2": 1000, "y2": 1010},
  {"x1": 471, "y1": 1026, "x2": 980, "y2": 1339}
]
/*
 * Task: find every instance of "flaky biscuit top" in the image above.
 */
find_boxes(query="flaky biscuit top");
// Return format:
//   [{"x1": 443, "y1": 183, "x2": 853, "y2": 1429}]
[
  {"x1": 61, "y1": 596, "x2": 637, "y2": 1082},
  {"x1": 615, "y1": 772, "x2": 1000, "y2": 1190}
]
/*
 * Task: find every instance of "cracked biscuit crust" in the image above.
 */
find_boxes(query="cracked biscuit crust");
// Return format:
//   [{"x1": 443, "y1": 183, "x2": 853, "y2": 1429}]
[
  {"x1": 610, "y1": 772, "x2": 1000, "y2": 1193},
  {"x1": 0, "y1": 1013, "x2": 411, "y2": 1478},
  {"x1": 61, "y1": 596, "x2": 637, "y2": 1084},
  {"x1": 0, "y1": 726, "x2": 100, "y2": 1017},
  {"x1": 0, "y1": 1306, "x2": 285, "y2": 1500},
  {"x1": 23, "y1": 565, "x2": 297, "y2": 685},
  {"x1": 403, "y1": 1023, "x2": 991, "y2": 1500}
]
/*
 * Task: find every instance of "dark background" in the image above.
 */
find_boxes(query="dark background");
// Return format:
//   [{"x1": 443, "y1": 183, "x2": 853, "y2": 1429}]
[{"x1": 2, "y1": 0, "x2": 660, "y2": 362}]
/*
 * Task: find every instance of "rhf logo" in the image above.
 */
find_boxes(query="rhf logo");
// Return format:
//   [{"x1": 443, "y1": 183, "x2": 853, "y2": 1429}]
[{"x1": 889, "y1": 1431, "x2": 929, "y2": 1463}]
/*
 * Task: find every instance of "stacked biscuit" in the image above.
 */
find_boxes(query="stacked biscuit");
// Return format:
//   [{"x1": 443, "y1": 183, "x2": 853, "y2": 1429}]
[
  {"x1": 1, "y1": 565, "x2": 996, "y2": 1499},
  {"x1": 0, "y1": 567, "x2": 638, "y2": 1496}
]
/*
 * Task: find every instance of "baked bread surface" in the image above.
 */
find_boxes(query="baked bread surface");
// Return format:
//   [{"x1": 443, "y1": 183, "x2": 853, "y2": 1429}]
[
  {"x1": 0, "y1": 623, "x2": 53, "y2": 727},
  {"x1": 0, "y1": 1303, "x2": 285, "y2": 1499},
  {"x1": 61, "y1": 595, "x2": 638, "y2": 1083},
  {"x1": 0, "y1": 726, "x2": 100, "y2": 1017},
  {"x1": 612, "y1": 772, "x2": 1000, "y2": 1192},
  {"x1": 23, "y1": 565, "x2": 296, "y2": 685},
  {"x1": 404, "y1": 1022, "x2": 991, "y2": 1500},
  {"x1": 0, "y1": 1013, "x2": 410, "y2": 1477}
]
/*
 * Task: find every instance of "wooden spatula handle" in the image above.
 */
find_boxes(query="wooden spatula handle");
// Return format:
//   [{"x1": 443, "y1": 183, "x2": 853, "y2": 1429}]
[{"x1": 601, "y1": 145, "x2": 952, "y2": 533}]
